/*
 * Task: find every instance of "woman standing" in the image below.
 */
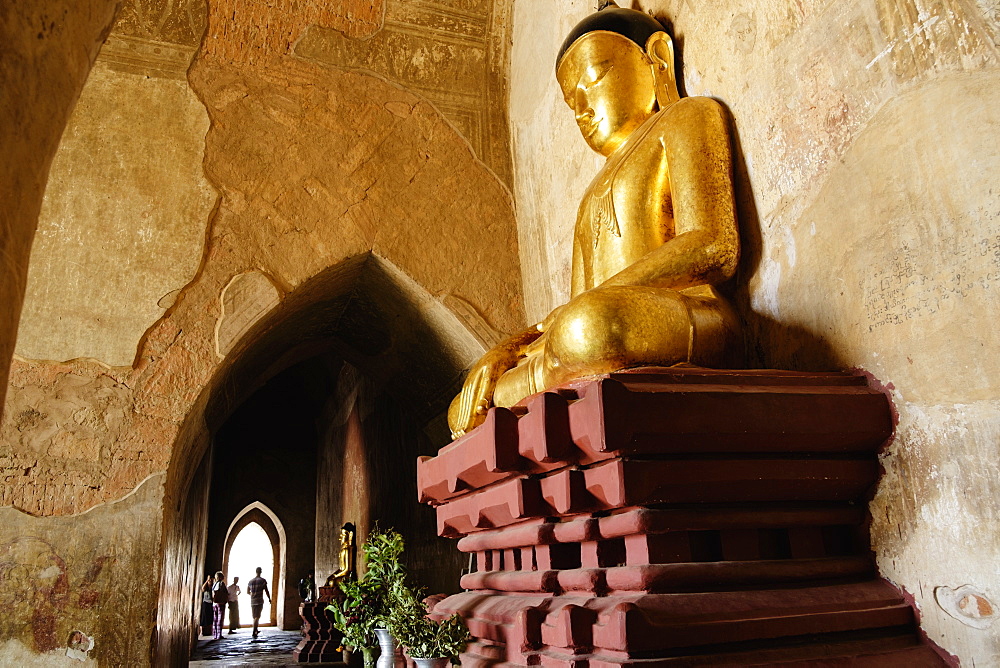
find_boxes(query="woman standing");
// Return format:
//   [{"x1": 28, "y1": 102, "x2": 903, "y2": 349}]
[
  {"x1": 200, "y1": 574, "x2": 214, "y2": 637},
  {"x1": 210, "y1": 571, "x2": 228, "y2": 640}
]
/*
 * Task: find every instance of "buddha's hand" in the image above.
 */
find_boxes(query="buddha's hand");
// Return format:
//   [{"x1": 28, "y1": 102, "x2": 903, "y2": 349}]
[
  {"x1": 448, "y1": 353, "x2": 506, "y2": 439},
  {"x1": 448, "y1": 325, "x2": 543, "y2": 439}
]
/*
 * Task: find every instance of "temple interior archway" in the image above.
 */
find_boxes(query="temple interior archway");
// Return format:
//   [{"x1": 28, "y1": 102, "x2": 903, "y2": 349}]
[
  {"x1": 224, "y1": 513, "x2": 280, "y2": 627},
  {"x1": 152, "y1": 255, "x2": 475, "y2": 662}
]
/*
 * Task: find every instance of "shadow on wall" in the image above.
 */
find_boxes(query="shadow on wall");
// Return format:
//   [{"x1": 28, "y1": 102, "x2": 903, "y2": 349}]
[
  {"x1": 315, "y1": 364, "x2": 466, "y2": 597},
  {"x1": 0, "y1": 0, "x2": 120, "y2": 415},
  {"x1": 722, "y1": 103, "x2": 843, "y2": 372}
]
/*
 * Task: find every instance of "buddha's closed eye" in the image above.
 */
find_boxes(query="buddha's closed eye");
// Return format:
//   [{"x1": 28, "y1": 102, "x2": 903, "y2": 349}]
[{"x1": 586, "y1": 62, "x2": 614, "y2": 87}]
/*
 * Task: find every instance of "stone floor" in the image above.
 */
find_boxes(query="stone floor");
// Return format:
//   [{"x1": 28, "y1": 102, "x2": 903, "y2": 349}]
[{"x1": 190, "y1": 627, "x2": 338, "y2": 666}]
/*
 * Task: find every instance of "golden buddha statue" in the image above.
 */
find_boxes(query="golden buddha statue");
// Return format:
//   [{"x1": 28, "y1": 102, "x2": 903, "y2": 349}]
[
  {"x1": 325, "y1": 522, "x2": 356, "y2": 586},
  {"x1": 448, "y1": 2, "x2": 741, "y2": 439}
]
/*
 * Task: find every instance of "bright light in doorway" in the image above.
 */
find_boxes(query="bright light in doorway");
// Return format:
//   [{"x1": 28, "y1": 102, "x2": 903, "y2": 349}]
[{"x1": 226, "y1": 522, "x2": 274, "y2": 627}]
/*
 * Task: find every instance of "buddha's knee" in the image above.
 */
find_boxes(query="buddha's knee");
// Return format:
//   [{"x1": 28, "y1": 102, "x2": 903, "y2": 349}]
[{"x1": 546, "y1": 288, "x2": 689, "y2": 372}]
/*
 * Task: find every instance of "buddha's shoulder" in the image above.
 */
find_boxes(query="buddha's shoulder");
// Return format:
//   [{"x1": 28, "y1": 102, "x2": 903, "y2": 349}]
[{"x1": 652, "y1": 96, "x2": 728, "y2": 130}]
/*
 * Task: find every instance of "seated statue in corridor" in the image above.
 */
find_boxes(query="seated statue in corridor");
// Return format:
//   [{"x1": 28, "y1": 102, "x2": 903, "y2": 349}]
[
  {"x1": 325, "y1": 522, "x2": 356, "y2": 586},
  {"x1": 448, "y1": 1, "x2": 741, "y2": 439}
]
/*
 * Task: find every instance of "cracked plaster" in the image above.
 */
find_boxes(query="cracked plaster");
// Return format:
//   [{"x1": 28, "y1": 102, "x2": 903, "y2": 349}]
[{"x1": 3, "y1": 0, "x2": 521, "y2": 517}]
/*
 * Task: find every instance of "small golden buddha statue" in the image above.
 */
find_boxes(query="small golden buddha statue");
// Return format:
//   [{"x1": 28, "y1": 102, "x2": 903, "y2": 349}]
[
  {"x1": 448, "y1": 2, "x2": 741, "y2": 439},
  {"x1": 325, "y1": 522, "x2": 356, "y2": 586}
]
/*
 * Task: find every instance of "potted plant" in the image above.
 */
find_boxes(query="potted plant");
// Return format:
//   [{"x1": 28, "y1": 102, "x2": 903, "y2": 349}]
[
  {"x1": 385, "y1": 582, "x2": 471, "y2": 667},
  {"x1": 327, "y1": 528, "x2": 408, "y2": 668}
]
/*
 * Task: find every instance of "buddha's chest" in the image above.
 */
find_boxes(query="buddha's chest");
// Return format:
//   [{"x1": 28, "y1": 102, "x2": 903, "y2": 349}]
[{"x1": 575, "y1": 142, "x2": 672, "y2": 286}]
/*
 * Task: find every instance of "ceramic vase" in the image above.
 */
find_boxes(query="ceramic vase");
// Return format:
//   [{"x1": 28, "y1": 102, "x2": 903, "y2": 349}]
[
  {"x1": 374, "y1": 628, "x2": 405, "y2": 668},
  {"x1": 358, "y1": 646, "x2": 377, "y2": 668}
]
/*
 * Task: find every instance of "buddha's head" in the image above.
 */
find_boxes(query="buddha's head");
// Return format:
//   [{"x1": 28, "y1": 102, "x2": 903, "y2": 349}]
[{"x1": 556, "y1": 1, "x2": 679, "y2": 156}]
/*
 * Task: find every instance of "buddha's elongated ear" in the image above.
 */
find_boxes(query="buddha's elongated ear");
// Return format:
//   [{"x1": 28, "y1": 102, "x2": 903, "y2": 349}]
[{"x1": 646, "y1": 31, "x2": 680, "y2": 108}]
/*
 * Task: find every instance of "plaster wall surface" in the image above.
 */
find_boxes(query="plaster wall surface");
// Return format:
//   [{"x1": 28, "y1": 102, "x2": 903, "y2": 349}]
[
  {"x1": 510, "y1": 0, "x2": 1000, "y2": 662},
  {"x1": 2, "y1": 0, "x2": 522, "y2": 517},
  {"x1": 15, "y1": 59, "x2": 216, "y2": 366},
  {"x1": 315, "y1": 362, "x2": 466, "y2": 596},
  {"x1": 1, "y1": 0, "x2": 521, "y2": 663},
  {"x1": 0, "y1": 0, "x2": 120, "y2": 411}
]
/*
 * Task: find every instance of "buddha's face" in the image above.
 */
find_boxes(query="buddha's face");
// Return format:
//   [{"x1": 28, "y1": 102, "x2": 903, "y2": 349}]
[{"x1": 557, "y1": 31, "x2": 657, "y2": 156}]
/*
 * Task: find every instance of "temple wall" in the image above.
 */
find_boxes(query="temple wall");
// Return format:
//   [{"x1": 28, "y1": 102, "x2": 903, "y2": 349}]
[
  {"x1": 156, "y1": 442, "x2": 210, "y2": 667},
  {"x1": 0, "y1": 474, "x2": 165, "y2": 666},
  {"x1": 315, "y1": 363, "x2": 466, "y2": 597},
  {"x1": 0, "y1": 0, "x2": 120, "y2": 414},
  {"x1": 14, "y1": 58, "x2": 216, "y2": 367},
  {"x1": 4, "y1": 0, "x2": 521, "y2": 517},
  {"x1": 1, "y1": 0, "x2": 520, "y2": 664},
  {"x1": 510, "y1": 0, "x2": 1000, "y2": 663}
]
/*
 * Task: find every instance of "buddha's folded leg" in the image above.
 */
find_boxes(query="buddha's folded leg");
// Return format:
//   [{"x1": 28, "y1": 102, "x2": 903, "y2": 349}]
[{"x1": 494, "y1": 285, "x2": 739, "y2": 408}]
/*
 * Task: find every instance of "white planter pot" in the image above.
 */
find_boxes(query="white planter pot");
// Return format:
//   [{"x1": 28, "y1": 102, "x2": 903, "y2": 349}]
[{"x1": 412, "y1": 658, "x2": 450, "y2": 668}]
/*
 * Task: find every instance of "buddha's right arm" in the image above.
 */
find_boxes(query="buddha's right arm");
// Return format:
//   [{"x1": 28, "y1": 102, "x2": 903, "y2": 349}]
[
  {"x1": 449, "y1": 324, "x2": 543, "y2": 438},
  {"x1": 599, "y1": 98, "x2": 737, "y2": 291}
]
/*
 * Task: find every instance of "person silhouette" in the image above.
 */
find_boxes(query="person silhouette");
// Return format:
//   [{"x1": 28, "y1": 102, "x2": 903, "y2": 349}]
[
  {"x1": 246, "y1": 566, "x2": 271, "y2": 638},
  {"x1": 210, "y1": 571, "x2": 228, "y2": 640},
  {"x1": 227, "y1": 575, "x2": 241, "y2": 633}
]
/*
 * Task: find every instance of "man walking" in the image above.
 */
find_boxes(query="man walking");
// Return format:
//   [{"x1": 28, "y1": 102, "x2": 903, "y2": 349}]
[
  {"x1": 246, "y1": 566, "x2": 271, "y2": 638},
  {"x1": 227, "y1": 576, "x2": 241, "y2": 633}
]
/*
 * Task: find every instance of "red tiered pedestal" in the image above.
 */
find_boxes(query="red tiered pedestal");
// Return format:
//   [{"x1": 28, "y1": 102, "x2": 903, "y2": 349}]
[
  {"x1": 293, "y1": 601, "x2": 346, "y2": 664},
  {"x1": 418, "y1": 368, "x2": 949, "y2": 666}
]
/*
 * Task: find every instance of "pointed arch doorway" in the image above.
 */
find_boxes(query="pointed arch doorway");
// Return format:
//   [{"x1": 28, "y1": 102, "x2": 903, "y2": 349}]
[
  {"x1": 222, "y1": 502, "x2": 286, "y2": 628},
  {"x1": 157, "y1": 255, "x2": 490, "y2": 663}
]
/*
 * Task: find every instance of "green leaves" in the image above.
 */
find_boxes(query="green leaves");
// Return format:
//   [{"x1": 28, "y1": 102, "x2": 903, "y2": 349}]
[
  {"x1": 362, "y1": 528, "x2": 406, "y2": 588},
  {"x1": 385, "y1": 581, "x2": 470, "y2": 662},
  {"x1": 328, "y1": 576, "x2": 384, "y2": 649},
  {"x1": 325, "y1": 527, "x2": 470, "y2": 663},
  {"x1": 326, "y1": 528, "x2": 408, "y2": 650}
]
